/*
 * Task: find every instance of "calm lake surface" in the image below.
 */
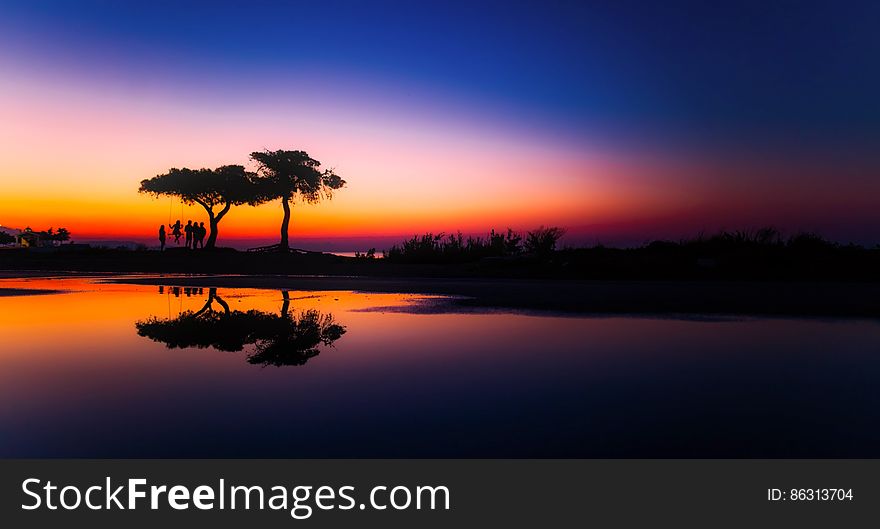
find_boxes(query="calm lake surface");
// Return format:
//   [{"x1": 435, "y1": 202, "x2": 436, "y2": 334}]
[{"x1": 1, "y1": 276, "x2": 879, "y2": 457}]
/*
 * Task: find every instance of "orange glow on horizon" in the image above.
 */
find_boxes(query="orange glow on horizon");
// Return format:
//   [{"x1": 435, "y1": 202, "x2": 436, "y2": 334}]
[{"x1": 3, "y1": 59, "x2": 879, "y2": 246}]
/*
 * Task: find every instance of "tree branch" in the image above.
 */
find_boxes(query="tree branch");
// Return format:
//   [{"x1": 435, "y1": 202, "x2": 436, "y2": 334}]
[
  {"x1": 191, "y1": 196, "x2": 214, "y2": 217},
  {"x1": 215, "y1": 201, "x2": 232, "y2": 222}
]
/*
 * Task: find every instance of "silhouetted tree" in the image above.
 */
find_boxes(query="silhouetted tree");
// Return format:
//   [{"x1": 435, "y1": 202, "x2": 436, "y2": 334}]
[
  {"x1": 135, "y1": 288, "x2": 346, "y2": 367},
  {"x1": 135, "y1": 289, "x2": 260, "y2": 351},
  {"x1": 16, "y1": 227, "x2": 72, "y2": 247},
  {"x1": 139, "y1": 166, "x2": 259, "y2": 248},
  {"x1": 524, "y1": 226, "x2": 566, "y2": 257},
  {"x1": 247, "y1": 291, "x2": 346, "y2": 366},
  {"x1": 247, "y1": 309, "x2": 345, "y2": 366},
  {"x1": 250, "y1": 150, "x2": 346, "y2": 251},
  {"x1": 45, "y1": 227, "x2": 71, "y2": 243}
]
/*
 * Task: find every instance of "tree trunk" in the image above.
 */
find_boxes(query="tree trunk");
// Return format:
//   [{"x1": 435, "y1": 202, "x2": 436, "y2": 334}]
[
  {"x1": 206, "y1": 214, "x2": 219, "y2": 249},
  {"x1": 214, "y1": 293, "x2": 230, "y2": 315},
  {"x1": 205, "y1": 202, "x2": 231, "y2": 249},
  {"x1": 196, "y1": 288, "x2": 228, "y2": 315},
  {"x1": 280, "y1": 290, "x2": 290, "y2": 318},
  {"x1": 279, "y1": 196, "x2": 291, "y2": 251},
  {"x1": 194, "y1": 289, "x2": 216, "y2": 317}
]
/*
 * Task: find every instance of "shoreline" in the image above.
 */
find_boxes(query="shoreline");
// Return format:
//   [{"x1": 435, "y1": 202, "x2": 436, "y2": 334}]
[
  {"x1": 0, "y1": 287, "x2": 66, "y2": 297},
  {"x1": 104, "y1": 274, "x2": 880, "y2": 318},
  {"x1": 3, "y1": 272, "x2": 879, "y2": 318}
]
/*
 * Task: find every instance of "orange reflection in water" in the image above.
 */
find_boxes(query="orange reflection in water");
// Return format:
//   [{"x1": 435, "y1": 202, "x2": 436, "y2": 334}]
[
  {"x1": 3, "y1": 276, "x2": 880, "y2": 457},
  {"x1": 0, "y1": 276, "x2": 447, "y2": 363}
]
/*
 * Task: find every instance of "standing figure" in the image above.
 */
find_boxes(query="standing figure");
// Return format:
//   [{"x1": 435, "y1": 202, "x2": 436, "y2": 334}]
[
  {"x1": 169, "y1": 220, "x2": 182, "y2": 244},
  {"x1": 158, "y1": 225, "x2": 166, "y2": 251},
  {"x1": 184, "y1": 220, "x2": 193, "y2": 249},
  {"x1": 196, "y1": 222, "x2": 207, "y2": 248}
]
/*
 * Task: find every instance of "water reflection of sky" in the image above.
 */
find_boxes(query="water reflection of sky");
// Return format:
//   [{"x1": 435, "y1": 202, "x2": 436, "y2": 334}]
[{"x1": 1, "y1": 277, "x2": 879, "y2": 457}]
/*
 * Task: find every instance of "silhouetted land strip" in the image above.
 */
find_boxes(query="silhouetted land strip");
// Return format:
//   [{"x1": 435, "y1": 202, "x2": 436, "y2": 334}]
[
  {"x1": 4, "y1": 228, "x2": 880, "y2": 316},
  {"x1": 0, "y1": 287, "x2": 65, "y2": 297},
  {"x1": 102, "y1": 275, "x2": 880, "y2": 318},
  {"x1": 2, "y1": 239, "x2": 880, "y2": 281}
]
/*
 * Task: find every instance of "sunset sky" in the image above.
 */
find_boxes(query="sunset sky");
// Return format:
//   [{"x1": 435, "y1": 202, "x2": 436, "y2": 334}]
[{"x1": 1, "y1": 1, "x2": 879, "y2": 248}]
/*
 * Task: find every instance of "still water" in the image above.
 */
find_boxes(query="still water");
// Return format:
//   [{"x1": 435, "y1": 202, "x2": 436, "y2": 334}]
[{"x1": 1, "y1": 276, "x2": 879, "y2": 457}]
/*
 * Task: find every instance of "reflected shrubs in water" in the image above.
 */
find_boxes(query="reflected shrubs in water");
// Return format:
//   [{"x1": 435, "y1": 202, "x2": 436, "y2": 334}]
[{"x1": 135, "y1": 289, "x2": 346, "y2": 367}]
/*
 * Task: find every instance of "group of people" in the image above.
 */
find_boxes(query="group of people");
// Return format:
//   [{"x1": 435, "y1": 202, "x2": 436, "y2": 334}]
[{"x1": 158, "y1": 220, "x2": 207, "y2": 251}]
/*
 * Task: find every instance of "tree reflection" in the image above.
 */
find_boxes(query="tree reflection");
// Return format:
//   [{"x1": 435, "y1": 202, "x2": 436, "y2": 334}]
[{"x1": 136, "y1": 288, "x2": 346, "y2": 366}]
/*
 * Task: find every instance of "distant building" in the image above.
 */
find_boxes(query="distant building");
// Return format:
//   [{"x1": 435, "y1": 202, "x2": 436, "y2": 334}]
[
  {"x1": 17, "y1": 227, "x2": 47, "y2": 248},
  {"x1": 0, "y1": 226, "x2": 79, "y2": 249},
  {"x1": 12, "y1": 227, "x2": 70, "y2": 248}
]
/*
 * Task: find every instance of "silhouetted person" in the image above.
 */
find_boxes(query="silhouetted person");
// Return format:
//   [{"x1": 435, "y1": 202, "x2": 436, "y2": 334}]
[
  {"x1": 158, "y1": 225, "x2": 166, "y2": 251},
  {"x1": 169, "y1": 220, "x2": 182, "y2": 244},
  {"x1": 195, "y1": 222, "x2": 206, "y2": 249},
  {"x1": 184, "y1": 220, "x2": 193, "y2": 249}
]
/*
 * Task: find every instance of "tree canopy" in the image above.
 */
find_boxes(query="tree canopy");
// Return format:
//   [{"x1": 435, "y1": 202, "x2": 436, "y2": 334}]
[
  {"x1": 250, "y1": 150, "x2": 346, "y2": 250},
  {"x1": 139, "y1": 166, "x2": 256, "y2": 207},
  {"x1": 45, "y1": 227, "x2": 71, "y2": 242},
  {"x1": 135, "y1": 289, "x2": 346, "y2": 367},
  {"x1": 250, "y1": 150, "x2": 345, "y2": 203},
  {"x1": 139, "y1": 165, "x2": 261, "y2": 248}
]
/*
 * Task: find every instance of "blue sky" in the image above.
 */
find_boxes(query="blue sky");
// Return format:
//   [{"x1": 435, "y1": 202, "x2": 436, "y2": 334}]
[
  {"x1": 3, "y1": 0, "x2": 878, "y2": 153},
  {"x1": 2, "y1": 0, "x2": 880, "y2": 245}
]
